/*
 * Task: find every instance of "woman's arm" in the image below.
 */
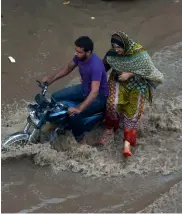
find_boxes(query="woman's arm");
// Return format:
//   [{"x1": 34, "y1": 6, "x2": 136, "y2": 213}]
[{"x1": 102, "y1": 54, "x2": 111, "y2": 72}]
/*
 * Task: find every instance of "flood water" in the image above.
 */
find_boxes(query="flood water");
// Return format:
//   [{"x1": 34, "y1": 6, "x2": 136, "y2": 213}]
[{"x1": 1, "y1": 0, "x2": 182, "y2": 213}]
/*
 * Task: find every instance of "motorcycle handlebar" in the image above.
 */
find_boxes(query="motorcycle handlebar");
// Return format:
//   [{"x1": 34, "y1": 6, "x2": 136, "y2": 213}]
[
  {"x1": 36, "y1": 80, "x2": 48, "y2": 88},
  {"x1": 36, "y1": 80, "x2": 68, "y2": 110},
  {"x1": 36, "y1": 80, "x2": 48, "y2": 96}
]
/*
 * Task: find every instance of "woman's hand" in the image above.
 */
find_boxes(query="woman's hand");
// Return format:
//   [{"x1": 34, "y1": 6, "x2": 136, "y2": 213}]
[{"x1": 119, "y1": 72, "x2": 133, "y2": 82}]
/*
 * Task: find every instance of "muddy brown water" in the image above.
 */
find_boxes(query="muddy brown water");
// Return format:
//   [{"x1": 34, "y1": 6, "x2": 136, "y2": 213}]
[{"x1": 1, "y1": 0, "x2": 182, "y2": 213}]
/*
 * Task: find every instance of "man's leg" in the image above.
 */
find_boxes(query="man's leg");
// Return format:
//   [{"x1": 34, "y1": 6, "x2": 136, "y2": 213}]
[
  {"x1": 49, "y1": 84, "x2": 85, "y2": 135},
  {"x1": 69, "y1": 95, "x2": 107, "y2": 143},
  {"x1": 51, "y1": 84, "x2": 84, "y2": 103}
]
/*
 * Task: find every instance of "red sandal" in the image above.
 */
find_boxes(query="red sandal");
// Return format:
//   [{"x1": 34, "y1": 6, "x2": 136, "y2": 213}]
[
  {"x1": 93, "y1": 129, "x2": 114, "y2": 147},
  {"x1": 123, "y1": 140, "x2": 132, "y2": 157}
]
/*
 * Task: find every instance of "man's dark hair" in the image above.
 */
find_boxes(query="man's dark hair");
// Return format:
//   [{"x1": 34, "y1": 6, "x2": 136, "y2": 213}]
[{"x1": 75, "y1": 36, "x2": 94, "y2": 53}]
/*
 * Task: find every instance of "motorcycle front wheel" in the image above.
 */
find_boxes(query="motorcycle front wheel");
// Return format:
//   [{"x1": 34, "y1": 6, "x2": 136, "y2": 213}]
[{"x1": 1, "y1": 132, "x2": 30, "y2": 152}]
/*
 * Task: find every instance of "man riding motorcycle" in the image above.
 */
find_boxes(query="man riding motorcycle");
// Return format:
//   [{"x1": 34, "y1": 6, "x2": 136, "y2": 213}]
[{"x1": 42, "y1": 36, "x2": 109, "y2": 144}]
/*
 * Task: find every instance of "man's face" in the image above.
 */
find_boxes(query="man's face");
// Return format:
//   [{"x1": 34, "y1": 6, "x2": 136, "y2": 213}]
[{"x1": 75, "y1": 46, "x2": 90, "y2": 61}]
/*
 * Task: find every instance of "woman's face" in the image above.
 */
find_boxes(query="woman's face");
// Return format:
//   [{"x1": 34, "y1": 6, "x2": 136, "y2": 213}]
[{"x1": 112, "y1": 43, "x2": 124, "y2": 55}]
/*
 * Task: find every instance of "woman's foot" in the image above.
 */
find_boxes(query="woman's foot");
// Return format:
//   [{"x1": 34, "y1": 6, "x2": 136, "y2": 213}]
[
  {"x1": 94, "y1": 129, "x2": 114, "y2": 146},
  {"x1": 80, "y1": 137, "x2": 87, "y2": 145},
  {"x1": 123, "y1": 140, "x2": 132, "y2": 157}
]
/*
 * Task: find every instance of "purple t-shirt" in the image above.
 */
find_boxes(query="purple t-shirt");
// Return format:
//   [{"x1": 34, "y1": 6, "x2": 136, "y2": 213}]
[{"x1": 73, "y1": 53, "x2": 109, "y2": 97}]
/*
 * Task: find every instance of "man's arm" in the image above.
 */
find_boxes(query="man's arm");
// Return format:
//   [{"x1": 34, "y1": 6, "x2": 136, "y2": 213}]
[
  {"x1": 78, "y1": 81, "x2": 100, "y2": 112},
  {"x1": 42, "y1": 61, "x2": 77, "y2": 85}
]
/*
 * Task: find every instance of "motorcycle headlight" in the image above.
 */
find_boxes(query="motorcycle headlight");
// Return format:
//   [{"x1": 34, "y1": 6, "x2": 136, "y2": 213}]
[{"x1": 28, "y1": 110, "x2": 40, "y2": 126}]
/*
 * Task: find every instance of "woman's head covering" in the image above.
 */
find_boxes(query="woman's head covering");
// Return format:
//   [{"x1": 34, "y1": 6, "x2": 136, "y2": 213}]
[
  {"x1": 110, "y1": 31, "x2": 141, "y2": 55},
  {"x1": 111, "y1": 34, "x2": 125, "y2": 49},
  {"x1": 107, "y1": 31, "x2": 164, "y2": 85}
]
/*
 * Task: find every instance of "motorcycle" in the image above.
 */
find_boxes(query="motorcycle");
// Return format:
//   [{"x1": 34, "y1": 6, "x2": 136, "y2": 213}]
[{"x1": 2, "y1": 80, "x2": 105, "y2": 151}]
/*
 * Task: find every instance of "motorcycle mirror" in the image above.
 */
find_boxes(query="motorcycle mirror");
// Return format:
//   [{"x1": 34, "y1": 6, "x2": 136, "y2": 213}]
[{"x1": 36, "y1": 80, "x2": 42, "y2": 87}]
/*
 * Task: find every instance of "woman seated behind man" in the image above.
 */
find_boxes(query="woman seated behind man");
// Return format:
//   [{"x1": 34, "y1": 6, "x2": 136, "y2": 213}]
[{"x1": 98, "y1": 31, "x2": 164, "y2": 157}]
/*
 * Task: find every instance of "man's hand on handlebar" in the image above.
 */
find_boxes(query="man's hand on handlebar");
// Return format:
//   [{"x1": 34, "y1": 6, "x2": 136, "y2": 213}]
[
  {"x1": 42, "y1": 76, "x2": 50, "y2": 85},
  {"x1": 36, "y1": 80, "x2": 48, "y2": 88},
  {"x1": 68, "y1": 106, "x2": 82, "y2": 116}
]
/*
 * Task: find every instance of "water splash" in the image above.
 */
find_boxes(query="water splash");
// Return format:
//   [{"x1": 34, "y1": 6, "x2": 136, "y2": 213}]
[{"x1": 1, "y1": 42, "x2": 182, "y2": 178}]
